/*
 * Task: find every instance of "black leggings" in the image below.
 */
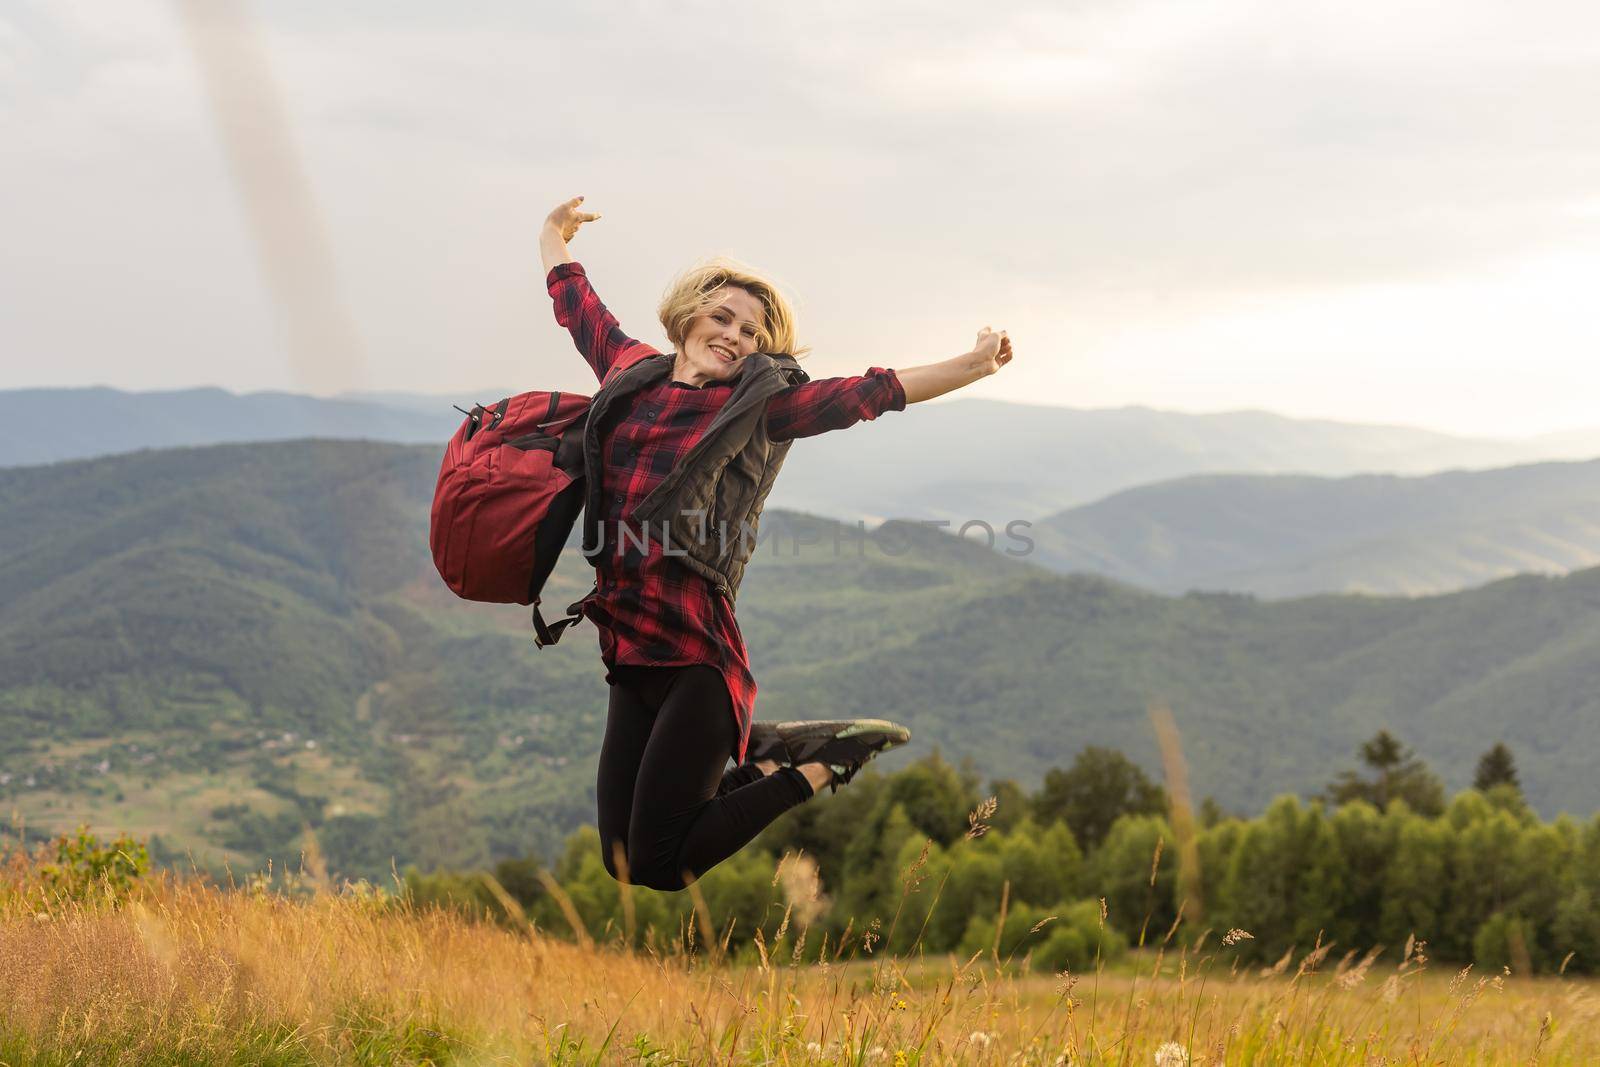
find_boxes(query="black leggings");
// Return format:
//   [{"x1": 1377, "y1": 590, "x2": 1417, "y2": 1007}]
[{"x1": 597, "y1": 663, "x2": 813, "y2": 891}]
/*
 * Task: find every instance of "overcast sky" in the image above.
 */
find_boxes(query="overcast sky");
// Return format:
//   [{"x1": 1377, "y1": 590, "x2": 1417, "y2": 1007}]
[{"x1": 3, "y1": 0, "x2": 1598, "y2": 437}]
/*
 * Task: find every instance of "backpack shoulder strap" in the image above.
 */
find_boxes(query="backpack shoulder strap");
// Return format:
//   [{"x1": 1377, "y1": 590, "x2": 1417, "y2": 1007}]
[
  {"x1": 602, "y1": 345, "x2": 668, "y2": 388},
  {"x1": 532, "y1": 582, "x2": 599, "y2": 649}
]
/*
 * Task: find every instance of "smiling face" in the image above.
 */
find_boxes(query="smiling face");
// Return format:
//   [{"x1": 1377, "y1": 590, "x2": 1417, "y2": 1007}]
[{"x1": 673, "y1": 286, "x2": 767, "y2": 387}]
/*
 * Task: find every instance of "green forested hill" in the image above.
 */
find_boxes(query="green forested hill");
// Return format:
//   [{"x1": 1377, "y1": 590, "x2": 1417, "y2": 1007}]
[
  {"x1": 0, "y1": 441, "x2": 601, "y2": 874},
  {"x1": 1026, "y1": 459, "x2": 1600, "y2": 596},
  {"x1": 734, "y1": 525, "x2": 1600, "y2": 818},
  {"x1": 1, "y1": 441, "x2": 1596, "y2": 881}
]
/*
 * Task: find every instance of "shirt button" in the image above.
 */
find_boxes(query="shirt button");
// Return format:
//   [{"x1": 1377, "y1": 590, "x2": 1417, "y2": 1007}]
[{"x1": 614, "y1": 495, "x2": 624, "y2": 505}]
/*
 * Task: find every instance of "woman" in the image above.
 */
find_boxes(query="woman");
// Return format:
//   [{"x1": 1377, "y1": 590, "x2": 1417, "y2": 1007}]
[{"x1": 540, "y1": 195, "x2": 1014, "y2": 892}]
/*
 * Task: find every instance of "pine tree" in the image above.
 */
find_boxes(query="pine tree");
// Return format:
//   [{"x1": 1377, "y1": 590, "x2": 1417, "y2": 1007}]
[
  {"x1": 1325, "y1": 729, "x2": 1445, "y2": 816},
  {"x1": 1473, "y1": 741, "x2": 1521, "y2": 793}
]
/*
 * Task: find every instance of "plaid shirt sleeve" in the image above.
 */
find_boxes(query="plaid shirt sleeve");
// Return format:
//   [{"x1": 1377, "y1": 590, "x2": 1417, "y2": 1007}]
[
  {"x1": 764, "y1": 367, "x2": 907, "y2": 442},
  {"x1": 546, "y1": 261, "x2": 660, "y2": 383}
]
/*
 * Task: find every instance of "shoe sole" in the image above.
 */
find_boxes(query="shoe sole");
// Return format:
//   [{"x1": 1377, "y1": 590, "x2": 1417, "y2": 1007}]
[
  {"x1": 786, "y1": 721, "x2": 910, "y2": 767},
  {"x1": 747, "y1": 719, "x2": 910, "y2": 766},
  {"x1": 781, "y1": 718, "x2": 908, "y2": 739}
]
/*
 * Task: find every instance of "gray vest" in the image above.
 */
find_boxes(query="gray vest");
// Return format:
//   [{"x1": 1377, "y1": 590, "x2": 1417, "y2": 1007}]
[{"x1": 581, "y1": 351, "x2": 810, "y2": 601}]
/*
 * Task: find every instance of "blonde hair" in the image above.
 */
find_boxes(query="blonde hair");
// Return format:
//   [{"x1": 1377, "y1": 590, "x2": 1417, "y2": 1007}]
[{"x1": 657, "y1": 256, "x2": 810, "y2": 359}]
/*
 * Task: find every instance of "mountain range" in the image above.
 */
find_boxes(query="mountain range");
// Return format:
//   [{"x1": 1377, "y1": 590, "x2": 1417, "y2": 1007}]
[
  {"x1": 1026, "y1": 459, "x2": 1600, "y2": 597},
  {"x1": 1, "y1": 439, "x2": 1596, "y2": 880},
  {"x1": 6, "y1": 386, "x2": 1598, "y2": 527}
]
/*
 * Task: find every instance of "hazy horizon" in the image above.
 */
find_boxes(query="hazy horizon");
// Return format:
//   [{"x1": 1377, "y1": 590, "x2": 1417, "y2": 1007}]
[
  {"x1": 4, "y1": 1, "x2": 1599, "y2": 438},
  {"x1": 9, "y1": 378, "x2": 1600, "y2": 444}
]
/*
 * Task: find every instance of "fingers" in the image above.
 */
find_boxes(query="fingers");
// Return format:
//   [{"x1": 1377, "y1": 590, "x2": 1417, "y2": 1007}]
[
  {"x1": 559, "y1": 195, "x2": 598, "y2": 220},
  {"x1": 993, "y1": 329, "x2": 1013, "y2": 368},
  {"x1": 556, "y1": 198, "x2": 602, "y2": 241}
]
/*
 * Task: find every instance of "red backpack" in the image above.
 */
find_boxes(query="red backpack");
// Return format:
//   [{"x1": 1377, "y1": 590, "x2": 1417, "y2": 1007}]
[{"x1": 428, "y1": 389, "x2": 595, "y2": 647}]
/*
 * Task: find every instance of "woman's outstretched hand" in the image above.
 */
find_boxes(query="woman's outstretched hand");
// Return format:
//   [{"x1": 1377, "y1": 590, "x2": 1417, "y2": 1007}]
[
  {"x1": 897, "y1": 327, "x2": 1016, "y2": 405},
  {"x1": 972, "y1": 327, "x2": 1014, "y2": 376},
  {"x1": 540, "y1": 195, "x2": 601, "y2": 274},
  {"x1": 545, "y1": 195, "x2": 602, "y2": 242}
]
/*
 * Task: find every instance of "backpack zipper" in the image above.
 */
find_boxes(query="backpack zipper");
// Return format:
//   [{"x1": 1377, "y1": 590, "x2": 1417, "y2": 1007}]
[{"x1": 458, "y1": 404, "x2": 485, "y2": 442}]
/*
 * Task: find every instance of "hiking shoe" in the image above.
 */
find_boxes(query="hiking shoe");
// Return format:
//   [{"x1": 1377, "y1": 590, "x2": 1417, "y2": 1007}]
[{"x1": 746, "y1": 719, "x2": 910, "y2": 793}]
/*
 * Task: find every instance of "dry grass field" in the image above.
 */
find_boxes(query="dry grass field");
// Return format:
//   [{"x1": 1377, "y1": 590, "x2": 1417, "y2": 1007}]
[{"x1": 2, "y1": 841, "x2": 1596, "y2": 1066}]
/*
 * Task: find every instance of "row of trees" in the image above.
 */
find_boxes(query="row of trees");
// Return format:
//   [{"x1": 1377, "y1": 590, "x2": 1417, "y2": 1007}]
[
  {"x1": 406, "y1": 735, "x2": 1600, "y2": 974},
  {"x1": 1324, "y1": 731, "x2": 1521, "y2": 816}
]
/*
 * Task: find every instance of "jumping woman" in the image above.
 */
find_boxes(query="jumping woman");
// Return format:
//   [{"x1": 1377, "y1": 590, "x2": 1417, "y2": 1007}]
[{"x1": 539, "y1": 195, "x2": 1015, "y2": 892}]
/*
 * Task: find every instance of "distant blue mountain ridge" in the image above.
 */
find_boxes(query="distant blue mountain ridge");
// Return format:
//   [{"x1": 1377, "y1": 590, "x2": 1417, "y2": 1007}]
[
  {"x1": 0, "y1": 386, "x2": 463, "y2": 469},
  {"x1": 4, "y1": 386, "x2": 1597, "y2": 529}
]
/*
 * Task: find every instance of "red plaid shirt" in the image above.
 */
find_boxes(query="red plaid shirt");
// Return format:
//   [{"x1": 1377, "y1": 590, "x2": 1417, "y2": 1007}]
[{"x1": 548, "y1": 262, "x2": 906, "y2": 761}]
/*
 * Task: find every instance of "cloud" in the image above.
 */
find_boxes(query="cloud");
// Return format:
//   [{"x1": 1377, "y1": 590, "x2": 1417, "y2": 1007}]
[
  {"x1": 1, "y1": 0, "x2": 1598, "y2": 434},
  {"x1": 231, "y1": 0, "x2": 1600, "y2": 298}
]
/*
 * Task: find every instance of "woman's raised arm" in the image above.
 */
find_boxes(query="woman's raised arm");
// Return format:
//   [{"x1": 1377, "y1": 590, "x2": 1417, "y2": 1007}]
[
  {"x1": 540, "y1": 195, "x2": 598, "y2": 275},
  {"x1": 765, "y1": 329, "x2": 1015, "y2": 440},
  {"x1": 896, "y1": 328, "x2": 1013, "y2": 405},
  {"x1": 540, "y1": 197, "x2": 660, "y2": 382}
]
